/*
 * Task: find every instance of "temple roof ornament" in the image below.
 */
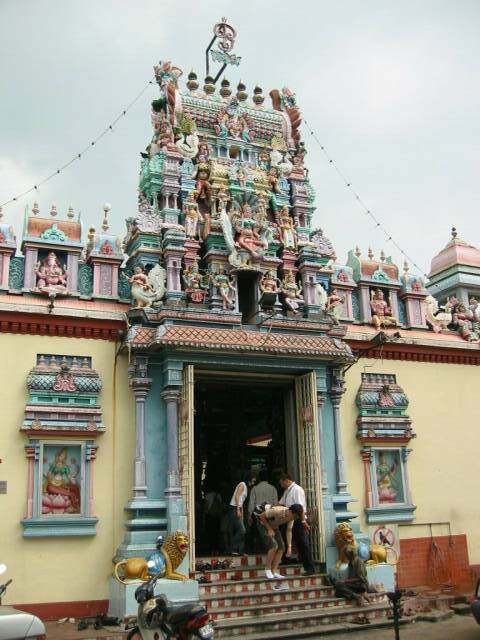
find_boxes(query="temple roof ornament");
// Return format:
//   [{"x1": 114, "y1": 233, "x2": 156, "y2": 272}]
[{"x1": 429, "y1": 226, "x2": 480, "y2": 276}]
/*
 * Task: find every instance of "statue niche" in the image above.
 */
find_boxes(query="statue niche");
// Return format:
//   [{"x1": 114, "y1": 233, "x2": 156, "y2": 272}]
[{"x1": 35, "y1": 251, "x2": 68, "y2": 294}]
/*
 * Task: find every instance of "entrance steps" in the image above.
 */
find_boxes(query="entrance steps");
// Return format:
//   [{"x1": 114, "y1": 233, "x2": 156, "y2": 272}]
[{"x1": 193, "y1": 555, "x2": 391, "y2": 638}]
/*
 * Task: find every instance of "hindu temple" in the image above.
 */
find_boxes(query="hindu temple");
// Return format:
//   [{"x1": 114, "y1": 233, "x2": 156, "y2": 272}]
[{"x1": 1, "y1": 19, "x2": 480, "y2": 637}]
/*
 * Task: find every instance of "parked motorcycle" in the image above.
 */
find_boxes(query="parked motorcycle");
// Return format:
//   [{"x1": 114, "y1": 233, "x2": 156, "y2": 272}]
[
  {"x1": 127, "y1": 571, "x2": 214, "y2": 639},
  {"x1": 0, "y1": 564, "x2": 47, "y2": 640}
]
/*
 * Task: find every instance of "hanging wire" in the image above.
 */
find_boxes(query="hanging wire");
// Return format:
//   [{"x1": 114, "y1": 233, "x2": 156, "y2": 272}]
[
  {"x1": 303, "y1": 118, "x2": 441, "y2": 290},
  {"x1": 0, "y1": 77, "x2": 156, "y2": 209}
]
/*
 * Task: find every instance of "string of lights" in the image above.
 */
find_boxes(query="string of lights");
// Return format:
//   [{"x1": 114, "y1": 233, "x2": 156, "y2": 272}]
[
  {"x1": 0, "y1": 77, "x2": 156, "y2": 210},
  {"x1": 303, "y1": 117, "x2": 435, "y2": 285}
]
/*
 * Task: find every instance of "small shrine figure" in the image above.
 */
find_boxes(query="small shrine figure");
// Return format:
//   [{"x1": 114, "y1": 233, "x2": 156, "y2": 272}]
[
  {"x1": 175, "y1": 113, "x2": 199, "y2": 159},
  {"x1": 370, "y1": 289, "x2": 398, "y2": 329},
  {"x1": 452, "y1": 302, "x2": 480, "y2": 342},
  {"x1": 150, "y1": 113, "x2": 175, "y2": 156},
  {"x1": 259, "y1": 270, "x2": 280, "y2": 294},
  {"x1": 211, "y1": 267, "x2": 236, "y2": 310},
  {"x1": 183, "y1": 192, "x2": 204, "y2": 239},
  {"x1": 192, "y1": 148, "x2": 212, "y2": 203},
  {"x1": 326, "y1": 288, "x2": 345, "y2": 325},
  {"x1": 281, "y1": 271, "x2": 304, "y2": 314},
  {"x1": 183, "y1": 261, "x2": 208, "y2": 303},
  {"x1": 292, "y1": 142, "x2": 307, "y2": 173},
  {"x1": 237, "y1": 167, "x2": 247, "y2": 188},
  {"x1": 129, "y1": 264, "x2": 166, "y2": 308},
  {"x1": 469, "y1": 296, "x2": 480, "y2": 322},
  {"x1": 35, "y1": 251, "x2": 68, "y2": 293},
  {"x1": 235, "y1": 216, "x2": 268, "y2": 259},
  {"x1": 276, "y1": 205, "x2": 297, "y2": 248},
  {"x1": 216, "y1": 189, "x2": 230, "y2": 218},
  {"x1": 267, "y1": 167, "x2": 282, "y2": 194},
  {"x1": 258, "y1": 146, "x2": 270, "y2": 171}
]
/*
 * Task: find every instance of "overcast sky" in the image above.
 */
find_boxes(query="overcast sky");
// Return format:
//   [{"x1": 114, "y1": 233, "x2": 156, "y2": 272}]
[{"x1": 1, "y1": 1, "x2": 479, "y2": 276}]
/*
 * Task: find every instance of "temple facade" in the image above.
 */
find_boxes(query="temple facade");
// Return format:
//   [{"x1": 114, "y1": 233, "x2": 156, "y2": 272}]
[{"x1": 1, "y1": 35, "x2": 480, "y2": 619}]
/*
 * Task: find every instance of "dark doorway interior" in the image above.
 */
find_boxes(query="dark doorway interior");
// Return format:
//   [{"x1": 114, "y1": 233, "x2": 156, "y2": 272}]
[
  {"x1": 237, "y1": 271, "x2": 258, "y2": 324},
  {"x1": 194, "y1": 379, "x2": 288, "y2": 555}
]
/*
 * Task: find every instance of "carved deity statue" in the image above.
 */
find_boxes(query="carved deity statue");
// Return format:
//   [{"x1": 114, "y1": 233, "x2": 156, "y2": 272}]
[
  {"x1": 183, "y1": 192, "x2": 204, "y2": 239},
  {"x1": 281, "y1": 271, "x2": 304, "y2": 314},
  {"x1": 370, "y1": 289, "x2": 397, "y2": 329},
  {"x1": 260, "y1": 270, "x2": 280, "y2": 294},
  {"x1": 424, "y1": 295, "x2": 452, "y2": 334},
  {"x1": 326, "y1": 288, "x2": 345, "y2": 325},
  {"x1": 129, "y1": 264, "x2": 166, "y2": 308},
  {"x1": 35, "y1": 251, "x2": 68, "y2": 293},
  {"x1": 150, "y1": 112, "x2": 175, "y2": 156},
  {"x1": 191, "y1": 145, "x2": 212, "y2": 203},
  {"x1": 183, "y1": 262, "x2": 208, "y2": 303},
  {"x1": 452, "y1": 301, "x2": 480, "y2": 343},
  {"x1": 276, "y1": 205, "x2": 297, "y2": 249},
  {"x1": 234, "y1": 206, "x2": 268, "y2": 259},
  {"x1": 211, "y1": 268, "x2": 236, "y2": 310}
]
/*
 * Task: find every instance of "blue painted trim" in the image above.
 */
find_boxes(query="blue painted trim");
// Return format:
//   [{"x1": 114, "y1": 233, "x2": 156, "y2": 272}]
[
  {"x1": 365, "y1": 505, "x2": 417, "y2": 524},
  {"x1": 22, "y1": 516, "x2": 98, "y2": 537}
]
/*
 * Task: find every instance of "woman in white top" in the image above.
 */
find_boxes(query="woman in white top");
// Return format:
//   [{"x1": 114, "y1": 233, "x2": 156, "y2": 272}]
[{"x1": 228, "y1": 472, "x2": 257, "y2": 555}]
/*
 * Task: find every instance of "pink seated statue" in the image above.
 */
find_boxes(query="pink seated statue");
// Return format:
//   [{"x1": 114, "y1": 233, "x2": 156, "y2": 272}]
[{"x1": 35, "y1": 251, "x2": 68, "y2": 294}]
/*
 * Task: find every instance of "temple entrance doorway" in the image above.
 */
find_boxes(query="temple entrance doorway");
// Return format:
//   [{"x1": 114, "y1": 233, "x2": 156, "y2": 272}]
[
  {"x1": 193, "y1": 376, "x2": 292, "y2": 556},
  {"x1": 178, "y1": 367, "x2": 325, "y2": 567}
]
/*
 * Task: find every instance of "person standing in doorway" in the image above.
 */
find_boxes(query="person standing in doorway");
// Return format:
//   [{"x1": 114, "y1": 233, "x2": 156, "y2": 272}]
[
  {"x1": 278, "y1": 472, "x2": 316, "y2": 575},
  {"x1": 228, "y1": 472, "x2": 256, "y2": 556},
  {"x1": 247, "y1": 468, "x2": 279, "y2": 553}
]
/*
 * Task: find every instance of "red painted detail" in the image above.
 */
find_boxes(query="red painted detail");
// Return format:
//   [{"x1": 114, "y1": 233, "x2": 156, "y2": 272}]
[
  {"x1": 397, "y1": 534, "x2": 474, "y2": 591},
  {"x1": 12, "y1": 599, "x2": 108, "y2": 621},
  {"x1": 0, "y1": 311, "x2": 125, "y2": 341},
  {"x1": 348, "y1": 338, "x2": 480, "y2": 365}
]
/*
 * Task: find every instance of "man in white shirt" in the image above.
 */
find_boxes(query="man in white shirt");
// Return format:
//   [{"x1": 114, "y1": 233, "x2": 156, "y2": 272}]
[{"x1": 279, "y1": 472, "x2": 316, "y2": 575}]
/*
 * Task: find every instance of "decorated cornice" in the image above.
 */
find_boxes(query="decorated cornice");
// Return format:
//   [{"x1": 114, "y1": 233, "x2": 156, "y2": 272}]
[
  {"x1": 355, "y1": 372, "x2": 414, "y2": 443},
  {"x1": 21, "y1": 354, "x2": 104, "y2": 436}
]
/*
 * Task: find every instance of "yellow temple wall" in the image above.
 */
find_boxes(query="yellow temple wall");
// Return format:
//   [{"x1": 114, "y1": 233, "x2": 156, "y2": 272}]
[
  {"x1": 342, "y1": 359, "x2": 480, "y2": 565},
  {"x1": 0, "y1": 333, "x2": 134, "y2": 605}
]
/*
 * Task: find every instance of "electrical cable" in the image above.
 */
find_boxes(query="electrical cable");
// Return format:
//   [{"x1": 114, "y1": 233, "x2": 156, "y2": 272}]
[
  {"x1": 0, "y1": 77, "x2": 156, "y2": 209},
  {"x1": 303, "y1": 118, "x2": 442, "y2": 292}
]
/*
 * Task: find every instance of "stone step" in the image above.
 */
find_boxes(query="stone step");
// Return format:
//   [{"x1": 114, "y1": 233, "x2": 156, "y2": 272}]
[
  {"x1": 217, "y1": 616, "x2": 410, "y2": 640},
  {"x1": 202, "y1": 582, "x2": 334, "y2": 606},
  {"x1": 212, "y1": 601, "x2": 391, "y2": 637},
  {"x1": 199, "y1": 573, "x2": 324, "y2": 594},
  {"x1": 209, "y1": 592, "x2": 388, "y2": 620},
  {"x1": 194, "y1": 564, "x2": 304, "y2": 582},
  {"x1": 196, "y1": 554, "x2": 265, "y2": 565}
]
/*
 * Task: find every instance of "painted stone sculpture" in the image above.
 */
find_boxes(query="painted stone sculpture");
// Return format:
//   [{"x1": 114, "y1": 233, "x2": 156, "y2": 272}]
[
  {"x1": 129, "y1": 264, "x2": 166, "y2": 308},
  {"x1": 42, "y1": 446, "x2": 80, "y2": 514},
  {"x1": 326, "y1": 288, "x2": 345, "y2": 324},
  {"x1": 282, "y1": 271, "x2": 304, "y2": 314},
  {"x1": 211, "y1": 268, "x2": 236, "y2": 310},
  {"x1": 333, "y1": 523, "x2": 386, "y2": 568},
  {"x1": 183, "y1": 192, "x2": 204, "y2": 239},
  {"x1": 424, "y1": 295, "x2": 453, "y2": 333},
  {"x1": 183, "y1": 262, "x2": 208, "y2": 303},
  {"x1": 114, "y1": 530, "x2": 189, "y2": 583},
  {"x1": 35, "y1": 251, "x2": 68, "y2": 293},
  {"x1": 370, "y1": 289, "x2": 397, "y2": 329}
]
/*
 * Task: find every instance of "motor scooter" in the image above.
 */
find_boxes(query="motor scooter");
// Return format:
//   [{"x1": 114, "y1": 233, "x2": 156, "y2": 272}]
[
  {"x1": 127, "y1": 570, "x2": 214, "y2": 640},
  {"x1": 0, "y1": 564, "x2": 47, "y2": 640}
]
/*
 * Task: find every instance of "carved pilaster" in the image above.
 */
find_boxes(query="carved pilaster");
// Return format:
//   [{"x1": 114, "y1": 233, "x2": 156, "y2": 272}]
[
  {"x1": 330, "y1": 369, "x2": 348, "y2": 494},
  {"x1": 161, "y1": 387, "x2": 181, "y2": 497},
  {"x1": 129, "y1": 356, "x2": 152, "y2": 499},
  {"x1": 316, "y1": 391, "x2": 328, "y2": 493},
  {"x1": 360, "y1": 448, "x2": 373, "y2": 508}
]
